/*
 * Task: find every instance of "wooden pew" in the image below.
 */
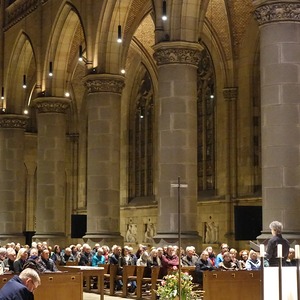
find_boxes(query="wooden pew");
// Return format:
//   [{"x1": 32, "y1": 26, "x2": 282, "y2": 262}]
[
  {"x1": 203, "y1": 270, "x2": 261, "y2": 300},
  {"x1": 0, "y1": 272, "x2": 83, "y2": 300}
]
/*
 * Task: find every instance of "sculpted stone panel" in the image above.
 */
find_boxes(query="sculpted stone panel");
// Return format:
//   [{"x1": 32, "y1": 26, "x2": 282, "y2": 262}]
[{"x1": 254, "y1": 2, "x2": 300, "y2": 25}]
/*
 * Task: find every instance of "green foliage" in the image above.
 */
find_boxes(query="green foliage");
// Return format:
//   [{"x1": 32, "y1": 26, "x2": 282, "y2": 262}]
[{"x1": 155, "y1": 269, "x2": 197, "y2": 300}]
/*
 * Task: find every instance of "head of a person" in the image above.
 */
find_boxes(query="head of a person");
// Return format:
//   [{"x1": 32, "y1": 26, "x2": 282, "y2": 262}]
[
  {"x1": 0, "y1": 247, "x2": 7, "y2": 261},
  {"x1": 6, "y1": 247, "x2": 16, "y2": 261},
  {"x1": 53, "y1": 245, "x2": 61, "y2": 254},
  {"x1": 64, "y1": 247, "x2": 72, "y2": 256},
  {"x1": 185, "y1": 246, "x2": 194, "y2": 258},
  {"x1": 229, "y1": 248, "x2": 237, "y2": 259},
  {"x1": 16, "y1": 248, "x2": 28, "y2": 261},
  {"x1": 19, "y1": 268, "x2": 41, "y2": 293},
  {"x1": 200, "y1": 250, "x2": 209, "y2": 261},
  {"x1": 41, "y1": 249, "x2": 50, "y2": 260},
  {"x1": 141, "y1": 251, "x2": 149, "y2": 262},
  {"x1": 150, "y1": 248, "x2": 158, "y2": 258},
  {"x1": 30, "y1": 248, "x2": 39, "y2": 257},
  {"x1": 220, "y1": 243, "x2": 229, "y2": 254},
  {"x1": 288, "y1": 248, "x2": 295, "y2": 260},
  {"x1": 222, "y1": 251, "x2": 231, "y2": 262},
  {"x1": 249, "y1": 250, "x2": 258, "y2": 261},
  {"x1": 166, "y1": 245, "x2": 174, "y2": 256},
  {"x1": 269, "y1": 221, "x2": 283, "y2": 236},
  {"x1": 97, "y1": 248, "x2": 104, "y2": 256},
  {"x1": 239, "y1": 249, "x2": 249, "y2": 261},
  {"x1": 82, "y1": 244, "x2": 91, "y2": 254}
]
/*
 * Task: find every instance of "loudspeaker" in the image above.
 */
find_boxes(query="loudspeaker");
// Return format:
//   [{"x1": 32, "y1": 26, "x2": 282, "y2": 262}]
[
  {"x1": 71, "y1": 214, "x2": 87, "y2": 238},
  {"x1": 234, "y1": 206, "x2": 262, "y2": 240}
]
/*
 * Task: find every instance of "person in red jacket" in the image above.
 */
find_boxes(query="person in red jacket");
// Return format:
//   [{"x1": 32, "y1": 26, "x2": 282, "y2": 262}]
[{"x1": 161, "y1": 245, "x2": 179, "y2": 276}]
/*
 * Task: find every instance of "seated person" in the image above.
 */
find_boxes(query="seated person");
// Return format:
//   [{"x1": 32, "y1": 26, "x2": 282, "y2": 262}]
[
  {"x1": 109, "y1": 245, "x2": 123, "y2": 291},
  {"x1": 78, "y1": 244, "x2": 92, "y2": 266},
  {"x1": 13, "y1": 248, "x2": 28, "y2": 274},
  {"x1": 61, "y1": 247, "x2": 76, "y2": 265},
  {"x1": 3, "y1": 247, "x2": 16, "y2": 273},
  {"x1": 0, "y1": 268, "x2": 41, "y2": 300},
  {"x1": 238, "y1": 249, "x2": 249, "y2": 270},
  {"x1": 245, "y1": 250, "x2": 261, "y2": 270},
  {"x1": 36, "y1": 249, "x2": 59, "y2": 273},
  {"x1": 195, "y1": 250, "x2": 215, "y2": 285},
  {"x1": 182, "y1": 246, "x2": 198, "y2": 266},
  {"x1": 286, "y1": 248, "x2": 296, "y2": 266},
  {"x1": 161, "y1": 245, "x2": 179, "y2": 276},
  {"x1": 92, "y1": 248, "x2": 105, "y2": 266},
  {"x1": 215, "y1": 243, "x2": 229, "y2": 267},
  {"x1": 218, "y1": 251, "x2": 238, "y2": 271}
]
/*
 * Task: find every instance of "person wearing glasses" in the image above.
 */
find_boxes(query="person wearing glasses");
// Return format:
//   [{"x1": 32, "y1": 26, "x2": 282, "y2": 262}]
[{"x1": 0, "y1": 268, "x2": 41, "y2": 299}]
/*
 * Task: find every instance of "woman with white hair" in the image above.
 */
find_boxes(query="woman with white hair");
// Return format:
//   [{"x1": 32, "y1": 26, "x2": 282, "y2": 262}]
[{"x1": 265, "y1": 221, "x2": 290, "y2": 266}]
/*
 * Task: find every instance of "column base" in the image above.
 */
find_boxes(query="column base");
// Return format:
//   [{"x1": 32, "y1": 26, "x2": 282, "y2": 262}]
[
  {"x1": 83, "y1": 232, "x2": 123, "y2": 248},
  {"x1": 0, "y1": 233, "x2": 25, "y2": 245},
  {"x1": 33, "y1": 232, "x2": 66, "y2": 246},
  {"x1": 153, "y1": 232, "x2": 202, "y2": 251}
]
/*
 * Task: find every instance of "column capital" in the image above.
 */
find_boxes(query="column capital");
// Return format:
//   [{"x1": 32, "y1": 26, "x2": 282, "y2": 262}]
[
  {"x1": 33, "y1": 97, "x2": 71, "y2": 114},
  {"x1": 223, "y1": 87, "x2": 238, "y2": 101},
  {"x1": 254, "y1": 1, "x2": 300, "y2": 26},
  {"x1": 84, "y1": 74, "x2": 125, "y2": 95},
  {"x1": 153, "y1": 41, "x2": 203, "y2": 66},
  {"x1": 0, "y1": 114, "x2": 28, "y2": 129}
]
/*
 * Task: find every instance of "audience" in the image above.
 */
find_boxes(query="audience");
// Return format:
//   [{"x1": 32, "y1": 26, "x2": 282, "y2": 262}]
[{"x1": 0, "y1": 235, "x2": 298, "y2": 297}]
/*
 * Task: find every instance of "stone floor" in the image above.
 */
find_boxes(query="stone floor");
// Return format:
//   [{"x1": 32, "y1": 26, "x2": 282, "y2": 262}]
[{"x1": 83, "y1": 292, "x2": 123, "y2": 300}]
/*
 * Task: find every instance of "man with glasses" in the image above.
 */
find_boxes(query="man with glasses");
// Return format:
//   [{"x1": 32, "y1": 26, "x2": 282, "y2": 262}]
[{"x1": 0, "y1": 268, "x2": 41, "y2": 299}]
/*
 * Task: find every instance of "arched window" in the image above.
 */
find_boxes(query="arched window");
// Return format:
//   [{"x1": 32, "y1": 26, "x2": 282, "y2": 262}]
[
  {"x1": 197, "y1": 46, "x2": 216, "y2": 194},
  {"x1": 128, "y1": 67, "x2": 154, "y2": 201}
]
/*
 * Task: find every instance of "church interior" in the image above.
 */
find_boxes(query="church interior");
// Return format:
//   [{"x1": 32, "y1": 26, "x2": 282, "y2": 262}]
[{"x1": 0, "y1": 0, "x2": 299, "y2": 251}]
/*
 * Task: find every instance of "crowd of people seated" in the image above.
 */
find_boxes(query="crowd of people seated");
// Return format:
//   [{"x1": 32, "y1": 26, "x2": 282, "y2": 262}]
[{"x1": 0, "y1": 234, "x2": 296, "y2": 296}]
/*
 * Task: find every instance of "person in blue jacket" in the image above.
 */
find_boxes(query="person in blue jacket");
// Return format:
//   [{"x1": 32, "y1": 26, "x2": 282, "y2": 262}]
[{"x1": 0, "y1": 268, "x2": 41, "y2": 300}]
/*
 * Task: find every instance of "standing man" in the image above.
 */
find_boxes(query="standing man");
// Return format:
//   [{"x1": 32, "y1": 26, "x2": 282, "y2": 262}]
[
  {"x1": 0, "y1": 268, "x2": 41, "y2": 299},
  {"x1": 265, "y1": 220, "x2": 290, "y2": 266}
]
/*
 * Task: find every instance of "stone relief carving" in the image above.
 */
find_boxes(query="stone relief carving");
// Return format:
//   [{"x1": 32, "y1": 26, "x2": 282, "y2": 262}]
[
  {"x1": 0, "y1": 115, "x2": 27, "y2": 129},
  {"x1": 34, "y1": 101, "x2": 70, "y2": 114},
  {"x1": 254, "y1": 3, "x2": 300, "y2": 25},
  {"x1": 144, "y1": 223, "x2": 156, "y2": 244},
  {"x1": 85, "y1": 78, "x2": 125, "y2": 94},
  {"x1": 153, "y1": 48, "x2": 202, "y2": 66},
  {"x1": 204, "y1": 221, "x2": 219, "y2": 244},
  {"x1": 125, "y1": 223, "x2": 138, "y2": 243}
]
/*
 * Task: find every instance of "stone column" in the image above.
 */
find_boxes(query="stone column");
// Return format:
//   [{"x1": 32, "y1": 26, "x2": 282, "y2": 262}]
[
  {"x1": 0, "y1": 114, "x2": 27, "y2": 244},
  {"x1": 223, "y1": 88, "x2": 238, "y2": 245},
  {"x1": 254, "y1": 1, "x2": 300, "y2": 241},
  {"x1": 83, "y1": 74, "x2": 124, "y2": 246},
  {"x1": 153, "y1": 41, "x2": 202, "y2": 248},
  {"x1": 33, "y1": 97, "x2": 70, "y2": 245}
]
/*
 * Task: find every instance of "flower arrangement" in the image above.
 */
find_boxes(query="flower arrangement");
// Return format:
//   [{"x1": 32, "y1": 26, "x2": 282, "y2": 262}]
[{"x1": 155, "y1": 267, "x2": 197, "y2": 300}]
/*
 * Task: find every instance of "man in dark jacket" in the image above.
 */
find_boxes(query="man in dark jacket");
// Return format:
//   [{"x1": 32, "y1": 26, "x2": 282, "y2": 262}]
[{"x1": 0, "y1": 268, "x2": 41, "y2": 299}]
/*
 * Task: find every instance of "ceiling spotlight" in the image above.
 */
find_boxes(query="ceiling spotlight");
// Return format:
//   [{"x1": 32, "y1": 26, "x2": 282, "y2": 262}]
[
  {"x1": 162, "y1": 0, "x2": 167, "y2": 21},
  {"x1": 121, "y1": 69, "x2": 126, "y2": 74},
  {"x1": 49, "y1": 61, "x2": 53, "y2": 77},
  {"x1": 65, "y1": 92, "x2": 70, "y2": 97},
  {"x1": 1, "y1": 87, "x2": 4, "y2": 100},
  {"x1": 117, "y1": 25, "x2": 122, "y2": 43},
  {"x1": 22, "y1": 75, "x2": 27, "y2": 89},
  {"x1": 23, "y1": 109, "x2": 28, "y2": 115}
]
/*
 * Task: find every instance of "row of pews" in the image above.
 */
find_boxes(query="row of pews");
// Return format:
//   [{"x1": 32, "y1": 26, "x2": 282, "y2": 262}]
[{"x1": 0, "y1": 265, "x2": 260, "y2": 300}]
